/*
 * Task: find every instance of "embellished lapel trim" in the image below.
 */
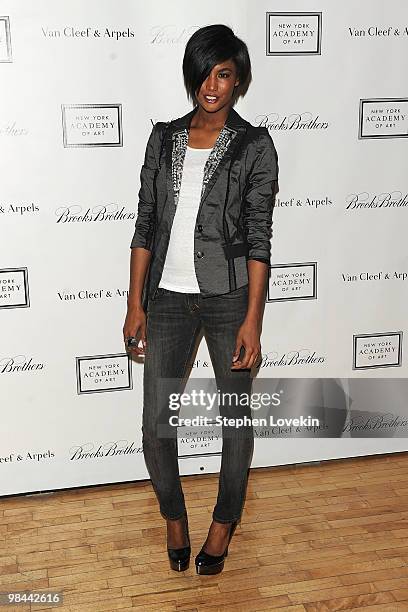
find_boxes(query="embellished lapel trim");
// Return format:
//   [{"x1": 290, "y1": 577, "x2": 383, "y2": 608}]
[{"x1": 171, "y1": 124, "x2": 238, "y2": 208}]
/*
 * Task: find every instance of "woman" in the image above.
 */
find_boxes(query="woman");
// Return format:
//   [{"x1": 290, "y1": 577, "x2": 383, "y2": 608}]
[{"x1": 123, "y1": 24, "x2": 279, "y2": 575}]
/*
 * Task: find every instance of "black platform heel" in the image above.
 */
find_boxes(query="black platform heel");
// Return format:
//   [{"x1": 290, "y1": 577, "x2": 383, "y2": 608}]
[
  {"x1": 167, "y1": 513, "x2": 191, "y2": 572},
  {"x1": 195, "y1": 519, "x2": 238, "y2": 575}
]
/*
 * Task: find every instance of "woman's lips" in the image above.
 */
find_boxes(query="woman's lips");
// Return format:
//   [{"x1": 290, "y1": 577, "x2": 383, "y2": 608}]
[{"x1": 204, "y1": 95, "x2": 219, "y2": 104}]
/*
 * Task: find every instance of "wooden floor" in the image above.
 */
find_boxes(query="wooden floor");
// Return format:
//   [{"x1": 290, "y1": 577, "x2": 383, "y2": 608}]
[{"x1": 1, "y1": 452, "x2": 408, "y2": 612}]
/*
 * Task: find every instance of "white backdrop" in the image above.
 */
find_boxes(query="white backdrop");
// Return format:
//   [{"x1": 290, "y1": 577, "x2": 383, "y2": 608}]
[{"x1": 1, "y1": 1, "x2": 407, "y2": 497}]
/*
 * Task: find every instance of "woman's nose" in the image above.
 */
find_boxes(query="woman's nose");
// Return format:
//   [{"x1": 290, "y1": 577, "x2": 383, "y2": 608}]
[{"x1": 206, "y1": 75, "x2": 217, "y2": 91}]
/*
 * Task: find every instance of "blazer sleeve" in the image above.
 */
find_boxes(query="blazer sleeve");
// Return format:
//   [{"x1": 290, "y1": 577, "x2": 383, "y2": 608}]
[
  {"x1": 243, "y1": 127, "x2": 279, "y2": 266},
  {"x1": 130, "y1": 122, "x2": 164, "y2": 251}
]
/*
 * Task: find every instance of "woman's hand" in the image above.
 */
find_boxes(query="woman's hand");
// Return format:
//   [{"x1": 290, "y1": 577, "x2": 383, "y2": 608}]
[
  {"x1": 123, "y1": 305, "x2": 147, "y2": 356},
  {"x1": 232, "y1": 259, "x2": 268, "y2": 370},
  {"x1": 231, "y1": 315, "x2": 262, "y2": 370}
]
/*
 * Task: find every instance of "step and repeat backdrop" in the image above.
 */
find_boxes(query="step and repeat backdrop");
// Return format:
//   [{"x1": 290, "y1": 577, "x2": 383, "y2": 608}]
[{"x1": 1, "y1": 0, "x2": 407, "y2": 496}]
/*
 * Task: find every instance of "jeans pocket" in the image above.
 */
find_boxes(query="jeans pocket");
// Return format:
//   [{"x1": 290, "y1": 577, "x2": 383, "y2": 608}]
[{"x1": 153, "y1": 287, "x2": 173, "y2": 301}]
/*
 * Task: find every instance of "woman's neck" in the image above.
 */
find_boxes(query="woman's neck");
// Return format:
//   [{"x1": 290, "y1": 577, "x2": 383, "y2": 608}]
[{"x1": 190, "y1": 103, "x2": 232, "y2": 130}]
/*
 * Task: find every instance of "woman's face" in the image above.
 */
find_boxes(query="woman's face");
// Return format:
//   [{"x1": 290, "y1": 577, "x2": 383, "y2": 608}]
[{"x1": 195, "y1": 59, "x2": 239, "y2": 113}]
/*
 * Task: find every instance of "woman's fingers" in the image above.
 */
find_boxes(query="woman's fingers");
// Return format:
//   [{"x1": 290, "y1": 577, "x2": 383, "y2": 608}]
[
  {"x1": 231, "y1": 344, "x2": 260, "y2": 369},
  {"x1": 132, "y1": 321, "x2": 147, "y2": 356},
  {"x1": 124, "y1": 314, "x2": 147, "y2": 356}
]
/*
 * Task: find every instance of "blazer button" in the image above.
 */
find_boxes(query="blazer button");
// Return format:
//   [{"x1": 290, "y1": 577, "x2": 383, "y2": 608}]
[
  {"x1": 196, "y1": 251, "x2": 204, "y2": 258},
  {"x1": 197, "y1": 224, "x2": 203, "y2": 232}
]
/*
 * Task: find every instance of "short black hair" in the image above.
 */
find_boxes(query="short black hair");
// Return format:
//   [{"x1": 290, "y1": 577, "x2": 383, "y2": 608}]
[{"x1": 182, "y1": 24, "x2": 252, "y2": 106}]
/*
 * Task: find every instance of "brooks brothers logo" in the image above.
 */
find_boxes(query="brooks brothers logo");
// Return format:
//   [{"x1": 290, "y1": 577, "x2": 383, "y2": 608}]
[
  {"x1": 266, "y1": 12, "x2": 322, "y2": 55},
  {"x1": 0, "y1": 268, "x2": 29, "y2": 309},
  {"x1": 70, "y1": 441, "x2": 143, "y2": 461},
  {"x1": 0, "y1": 121, "x2": 28, "y2": 137},
  {"x1": 353, "y1": 332, "x2": 403, "y2": 370},
  {"x1": 62, "y1": 104, "x2": 123, "y2": 147},
  {"x1": 76, "y1": 353, "x2": 132, "y2": 394},
  {"x1": 258, "y1": 349, "x2": 325, "y2": 368},
  {"x1": 0, "y1": 355, "x2": 44, "y2": 374},
  {"x1": 359, "y1": 98, "x2": 408, "y2": 139},
  {"x1": 0, "y1": 16, "x2": 12, "y2": 62},
  {"x1": 150, "y1": 25, "x2": 199, "y2": 45},
  {"x1": 346, "y1": 190, "x2": 408, "y2": 209},
  {"x1": 267, "y1": 263, "x2": 317, "y2": 302},
  {"x1": 42, "y1": 26, "x2": 135, "y2": 40},
  {"x1": 255, "y1": 112, "x2": 328, "y2": 131},
  {"x1": 55, "y1": 202, "x2": 135, "y2": 224}
]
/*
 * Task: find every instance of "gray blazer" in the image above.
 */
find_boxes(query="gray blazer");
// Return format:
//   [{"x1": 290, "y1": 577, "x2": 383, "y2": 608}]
[{"x1": 130, "y1": 105, "x2": 279, "y2": 310}]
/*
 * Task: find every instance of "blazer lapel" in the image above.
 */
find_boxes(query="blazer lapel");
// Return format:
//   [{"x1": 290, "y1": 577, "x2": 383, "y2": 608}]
[
  {"x1": 199, "y1": 124, "x2": 246, "y2": 208},
  {"x1": 164, "y1": 105, "x2": 248, "y2": 211}
]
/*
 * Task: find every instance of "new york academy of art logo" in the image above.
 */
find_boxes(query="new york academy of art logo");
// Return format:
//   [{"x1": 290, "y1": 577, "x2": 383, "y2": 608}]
[
  {"x1": 0, "y1": 268, "x2": 29, "y2": 309},
  {"x1": 266, "y1": 12, "x2": 322, "y2": 56},
  {"x1": 62, "y1": 103, "x2": 123, "y2": 147},
  {"x1": 0, "y1": 17, "x2": 12, "y2": 62},
  {"x1": 76, "y1": 353, "x2": 132, "y2": 394},
  {"x1": 353, "y1": 331, "x2": 403, "y2": 370},
  {"x1": 267, "y1": 262, "x2": 317, "y2": 302},
  {"x1": 359, "y1": 98, "x2": 408, "y2": 139}
]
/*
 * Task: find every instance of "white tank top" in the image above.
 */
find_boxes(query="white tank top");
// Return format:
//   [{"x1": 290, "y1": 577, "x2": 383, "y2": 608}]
[{"x1": 158, "y1": 145, "x2": 212, "y2": 292}]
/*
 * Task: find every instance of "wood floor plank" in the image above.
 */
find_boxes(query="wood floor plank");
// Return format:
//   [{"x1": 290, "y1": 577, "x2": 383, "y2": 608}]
[{"x1": 1, "y1": 451, "x2": 407, "y2": 610}]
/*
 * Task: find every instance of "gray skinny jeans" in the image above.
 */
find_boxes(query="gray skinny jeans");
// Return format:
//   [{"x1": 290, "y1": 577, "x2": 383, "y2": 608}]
[{"x1": 142, "y1": 283, "x2": 254, "y2": 523}]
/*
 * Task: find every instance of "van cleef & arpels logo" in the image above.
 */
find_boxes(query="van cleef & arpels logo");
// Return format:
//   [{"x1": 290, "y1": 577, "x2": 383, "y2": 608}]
[
  {"x1": 342, "y1": 270, "x2": 407, "y2": 284},
  {"x1": 42, "y1": 26, "x2": 134, "y2": 40},
  {"x1": 57, "y1": 287, "x2": 130, "y2": 302},
  {"x1": 348, "y1": 25, "x2": 408, "y2": 39}
]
